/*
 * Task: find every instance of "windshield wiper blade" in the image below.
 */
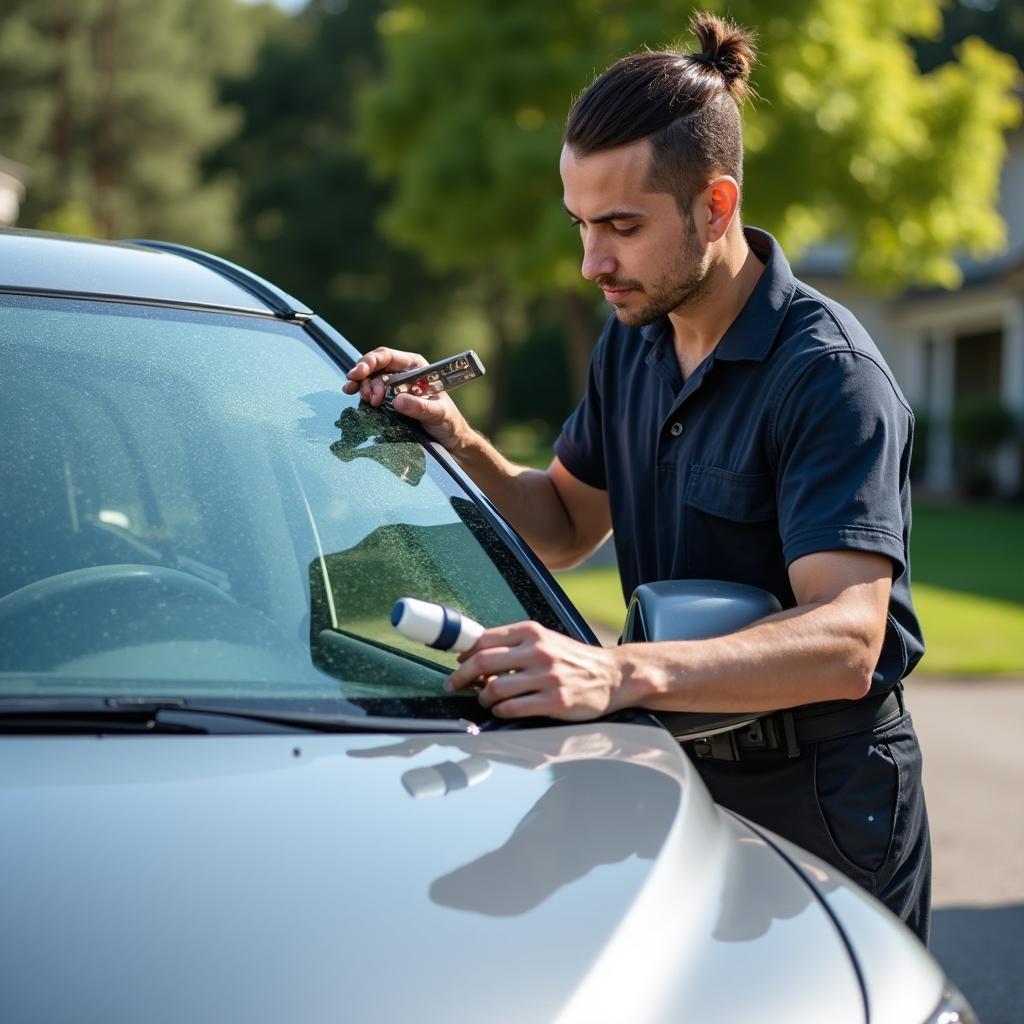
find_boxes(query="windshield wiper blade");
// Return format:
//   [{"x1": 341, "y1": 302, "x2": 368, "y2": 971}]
[
  {"x1": 0, "y1": 698, "x2": 204, "y2": 735},
  {"x1": 158, "y1": 702, "x2": 479, "y2": 735},
  {"x1": 0, "y1": 697, "x2": 479, "y2": 736}
]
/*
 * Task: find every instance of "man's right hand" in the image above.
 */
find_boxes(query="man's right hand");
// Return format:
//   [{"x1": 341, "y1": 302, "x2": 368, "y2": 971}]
[
  {"x1": 345, "y1": 350, "x2": 612, "y2": 569},
  {"x1": 343, "y1": 346, "x2": 470, "y2": 453}
]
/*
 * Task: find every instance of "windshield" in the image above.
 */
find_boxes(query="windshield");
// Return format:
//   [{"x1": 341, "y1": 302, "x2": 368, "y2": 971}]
[{"x1": 0, "y1": 294, "x2": 566, "y2": 719}]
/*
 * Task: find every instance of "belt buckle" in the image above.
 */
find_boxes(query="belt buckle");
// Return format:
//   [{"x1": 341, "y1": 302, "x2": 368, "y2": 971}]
[
  {"x1": 691, "y1": 731, "x2": 740, "y2": 761},
  {"x1": 734, "y1": 716, "x2": 778, "y2": 753},
  {"x1": 737, "y1": 713, "x2": 799, "y2": 758},
  {"x1": 741, "y1": 718, "x2": 769, "y2": 747}
]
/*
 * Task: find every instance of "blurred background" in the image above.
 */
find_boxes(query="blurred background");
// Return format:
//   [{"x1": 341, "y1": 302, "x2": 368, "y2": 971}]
[
  {"x1": 1, "y1": 0, "x2": 1021, "y2": 675},
  {"x1": 1, "y1": 0, "x2": 1022, "y2": 1014}
]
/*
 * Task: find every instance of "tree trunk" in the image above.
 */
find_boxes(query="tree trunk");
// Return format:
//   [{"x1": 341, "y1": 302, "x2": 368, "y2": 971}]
[
  {"x1": 51, "y1": 9, "x2": 73, "y2": 187},
  {"x1": 92, "y1": 0, "x2": 119, "y2": 237},
  {"x1": 562, "y1": 291, "x2": 598, "y2": 397},
  {"x1": 485, "y1": 285, "x2": 513, "y2": 438}
]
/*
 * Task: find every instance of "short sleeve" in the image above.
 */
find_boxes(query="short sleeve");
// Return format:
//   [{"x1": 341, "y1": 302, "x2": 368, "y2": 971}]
[
  {"x1": 553, "y1": 323, "x2": 610, "y2": 490},
  {"x1": 774, "y1": 350, "x2": 911, "y2": 575}
]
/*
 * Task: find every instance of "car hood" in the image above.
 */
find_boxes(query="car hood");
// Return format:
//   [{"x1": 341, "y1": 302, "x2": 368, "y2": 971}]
[{"x1": 0, "y1": 722, "x2": 863, "y2": 1023}]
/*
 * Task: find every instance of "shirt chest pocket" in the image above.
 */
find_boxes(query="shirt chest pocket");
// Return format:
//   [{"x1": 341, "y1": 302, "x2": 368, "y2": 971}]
[{"x1": 684, "y1": 465, "x2": 786, "y2": 592}]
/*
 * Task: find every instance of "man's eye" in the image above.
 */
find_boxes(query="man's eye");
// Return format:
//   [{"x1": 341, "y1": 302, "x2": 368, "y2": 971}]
[
  {"x1": 569, "y1": 218, "x2": 582, "y2": 228},
  {"x1": 613, "y1": 225, "x2": 639, "y2": 237}
]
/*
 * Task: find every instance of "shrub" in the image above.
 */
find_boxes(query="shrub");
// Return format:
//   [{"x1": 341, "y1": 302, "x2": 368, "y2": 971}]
[
  {"x1": 951, "y1": 397, "x2": 1016, "y2": 452},
  {"x1": 951, "y1": 397, "x2": 1017, "y2": 498}
]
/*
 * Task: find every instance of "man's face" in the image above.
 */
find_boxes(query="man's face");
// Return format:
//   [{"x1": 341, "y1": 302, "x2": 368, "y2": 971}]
[{"x1": 559, "y1": 140, "x2": 711, "y2": 326}]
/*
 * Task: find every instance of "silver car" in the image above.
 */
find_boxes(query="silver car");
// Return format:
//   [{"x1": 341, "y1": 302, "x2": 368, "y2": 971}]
[{"x1": 0, "y1": 228, "x2": 973, "y2": 1023}]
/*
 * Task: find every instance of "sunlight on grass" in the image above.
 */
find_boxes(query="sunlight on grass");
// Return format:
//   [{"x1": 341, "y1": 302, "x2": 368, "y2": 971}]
[
  {"x1": 553, "y1": 567, "x2": 625, "y2": 631},
  {"x1": 554, "y1": 568, "x2": 1024, "y2": 676},
  {"x1": 913, "y1": 583, "x2": 1024, "y2": 676}
]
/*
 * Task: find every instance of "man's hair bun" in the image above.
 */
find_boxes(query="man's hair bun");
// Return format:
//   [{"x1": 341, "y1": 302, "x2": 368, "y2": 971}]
[
  {"x1": 688, "y1": 11, "x2": 757, "y2": 103},
  {"x1": 564, "y1": 12, "x2": 756, "y2": 205}
]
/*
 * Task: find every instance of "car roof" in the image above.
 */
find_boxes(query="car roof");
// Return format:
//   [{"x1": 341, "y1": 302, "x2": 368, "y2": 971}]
[{"x1": 0, "y1": 228, "x2": 312, "y2": 318}]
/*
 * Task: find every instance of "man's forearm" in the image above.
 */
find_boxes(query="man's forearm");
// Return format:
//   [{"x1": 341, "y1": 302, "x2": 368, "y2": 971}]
[
  {"x1": 343, "y1": 347, "x2": 600, "y2": 565},
  {"x1": 616, "y1": 598, "x2": 881, "y2": 713},
  {"x1": 449, "y1": 429, "x2": 581, "y2": 565},
  {"x1": 447, "y1": 553, "x2": 891, "y2": 721}
]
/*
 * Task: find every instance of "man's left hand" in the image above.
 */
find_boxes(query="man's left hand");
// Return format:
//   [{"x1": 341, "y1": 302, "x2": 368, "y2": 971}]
[{"x1": 446, "y1": 622, "x2": 626, "y2": 720}]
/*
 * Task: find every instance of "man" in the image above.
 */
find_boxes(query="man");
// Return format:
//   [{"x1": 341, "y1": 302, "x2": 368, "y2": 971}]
[{"x1": 344, "y1": 14, "x2": 931, "y2": 941}]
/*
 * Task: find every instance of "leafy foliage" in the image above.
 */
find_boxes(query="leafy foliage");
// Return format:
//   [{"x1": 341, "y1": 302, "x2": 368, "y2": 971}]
[
  {"x1": 356, "y1": 0, "x2": 1021, "y2": 292},
  {"x1": 952, "y1": 396, "x2": 1016, "y2": 452},
  {"x1": 210, "y1": 0, "x2": 446, "y2": 350},
  {"x1": 951, "y1": 395, "x2": 1017, "y2": 496},
  {"x1": 738, "y1": 0, "x2": 1022, "y2": 287},
  {"x1": 0, "y1": 0, "x2": 275, "y2": 248},
  {"x1": 916, "y1": 0, "x2": 1024, "y2": 72}
]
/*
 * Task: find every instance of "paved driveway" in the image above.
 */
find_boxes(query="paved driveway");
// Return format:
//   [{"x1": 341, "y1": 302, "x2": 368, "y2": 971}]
[{"x1": 904, "y1": 677, "x2": 1024, "y2": 1024}]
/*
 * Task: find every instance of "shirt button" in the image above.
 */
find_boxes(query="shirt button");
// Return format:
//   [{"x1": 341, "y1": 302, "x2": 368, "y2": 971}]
[{"x1": 669, "y1": 422, "x2": 683, "y2": 437}]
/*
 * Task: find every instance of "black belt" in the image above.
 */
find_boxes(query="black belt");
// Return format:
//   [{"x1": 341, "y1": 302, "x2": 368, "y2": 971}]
[{"x1": 682, "y1": 686, "x2": 905, "y2": 762}]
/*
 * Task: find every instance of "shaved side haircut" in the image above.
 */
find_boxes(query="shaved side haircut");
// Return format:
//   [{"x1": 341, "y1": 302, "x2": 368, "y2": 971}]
[{"x1": 565, "y1": 13, "x2": 757, "y2": 211}]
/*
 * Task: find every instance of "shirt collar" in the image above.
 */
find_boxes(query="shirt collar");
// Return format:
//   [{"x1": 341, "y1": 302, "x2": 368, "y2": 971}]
[
  {"x1": 641, "y1": 316, "x2": 671, "y2": 349},
  {"x1": 639, "y1": 227, "x2": 796, "y2": 364},
  {"x1": 714, "y1": 227, "x2": 796, "y2": 363}
]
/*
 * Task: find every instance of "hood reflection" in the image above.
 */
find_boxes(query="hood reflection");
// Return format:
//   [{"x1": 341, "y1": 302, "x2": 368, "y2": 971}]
[
  {"x1": 429, "y1": 760, "x2": 679, "y2": 917},
  {"x1": 350, "y1": 727, "x2": 822, "y2": 940},
  {"x1": 402, "y1": 755, "x2": 492, "y2": 798},
  {"x1": 712, "y1": 835, "x2": 813, "y2": 942}
]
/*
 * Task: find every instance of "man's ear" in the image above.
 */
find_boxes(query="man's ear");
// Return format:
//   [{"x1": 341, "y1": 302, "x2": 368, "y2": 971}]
[{"x1": 697, "y1": 176, "x2": 740, "y2": 244}]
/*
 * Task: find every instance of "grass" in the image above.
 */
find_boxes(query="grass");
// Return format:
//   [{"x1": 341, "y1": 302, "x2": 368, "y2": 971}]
[
  {"x1": 555, "y1": 567, "x2": 626, "y2": 632},
  {"x1": 910, "y1": 503, "x2": 1024, "y2": 604},
  {"x1": 554, "y1": 502, "x2": 1024, "y2": 676}
]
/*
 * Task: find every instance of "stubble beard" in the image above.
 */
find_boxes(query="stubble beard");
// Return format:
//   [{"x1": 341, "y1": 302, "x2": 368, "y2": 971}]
[{"x1": 607, "y1": 219, "x2": 713, "y2": 328}]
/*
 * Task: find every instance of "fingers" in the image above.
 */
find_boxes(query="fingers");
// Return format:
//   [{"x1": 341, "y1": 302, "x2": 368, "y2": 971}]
[
  {"x1": 447, "y1": 663, "x2": 550, "y2": 714},
  {"x1": 457, "y1": 621, "x2": 545, "y2": 659},
  {"x1": 344, "y1": 347, "x2": 427, "y2": 407},
  {"x1": 447, "y1": 622, "x2": 547, "y2": 691},
  {"x1": 391, "y1": 393, "x2": 452, "y2": 425},
  {"x1": 341, "y1": 348, "x2": 471, "y2": 454},
  {"x1": 347, "y1": 346, "x2": 426, "y2": 380},
  {"x1": 446, "y1": 621, "x2": 568, "y2": 718},
  {"x1": 477, "y1": 673, "x2": 575, "y2": 719},
  {"x1": 477, "y1": 671, "x2": 544, "y2": 711},
  {"x1": 445, "y1": 623, "x2": 621, "y2": 722},
  {"x1": 447, "y1": 645, "x2": 520, "y2": 691},
  {"x1": 487, "y1": 692, "x2": 558, "y2": 719}
]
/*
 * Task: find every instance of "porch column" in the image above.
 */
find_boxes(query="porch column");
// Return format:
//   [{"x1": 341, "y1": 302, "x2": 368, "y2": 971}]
[
  {"x1": 901, "y1": 330, "x2": 928, "y2": 409},
  {"x1": 925, "y1": 327, "x2": 955, "y2": 494},
  {"x1": 997, "y1": 298, "x2": 1024, "y2": 493}
]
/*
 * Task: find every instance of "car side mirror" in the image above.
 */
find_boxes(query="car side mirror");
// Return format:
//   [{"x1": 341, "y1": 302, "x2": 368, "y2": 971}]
[{"x1": 622, "y1": 580, "x2": 782, "y2": 742}]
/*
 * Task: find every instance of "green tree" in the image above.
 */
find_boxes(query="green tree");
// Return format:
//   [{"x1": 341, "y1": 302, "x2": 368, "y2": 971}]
[
  {"x1": 211, "y1": 0, "x2": 446, "y2": 355},
  {"x1": 916, "y1": 0, "x2": 1024, "y2": 73},
  {"x1": 738, "y1": 0, "x2": 1021, "y2": 287},
  {"x1": 356, "y1": 0, "x2": 1021, "y2": 391},
  {"x1": 0, "y1": 0, "x2": 274, "y2": 249}
]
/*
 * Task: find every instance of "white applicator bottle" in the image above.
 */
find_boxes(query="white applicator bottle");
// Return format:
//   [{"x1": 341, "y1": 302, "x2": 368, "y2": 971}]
[{"x1": 390, "y1": 597, "x2": 485, "y2": 653}]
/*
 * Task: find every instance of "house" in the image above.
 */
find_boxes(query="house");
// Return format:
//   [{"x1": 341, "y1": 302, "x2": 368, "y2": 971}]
[
  {"x1": 0, "y1": 156, "x2": 29, "y2": 227},
  {"x1": 798, "y1": 128, "x2": 1024, "y2": 497}
]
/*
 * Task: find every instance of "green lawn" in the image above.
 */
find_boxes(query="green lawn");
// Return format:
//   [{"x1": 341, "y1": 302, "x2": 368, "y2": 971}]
[{"x1": 554, "y1": 502, "x2": 1024, "y2": 676}]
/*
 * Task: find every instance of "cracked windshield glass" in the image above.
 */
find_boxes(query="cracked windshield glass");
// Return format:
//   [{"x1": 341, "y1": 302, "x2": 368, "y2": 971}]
[{"x1": 0, "y1": 296, "x2": 558, "y2": 712}]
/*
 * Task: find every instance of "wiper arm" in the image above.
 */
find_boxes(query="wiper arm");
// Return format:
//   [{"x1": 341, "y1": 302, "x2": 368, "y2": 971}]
[
  {"x1": 0, "y1": 698, "x2": 205, "y2": 735},
  {"x1": 0, "y1": 697, "x2": 479, "y2": 736},
  {"x1": 158, "y1": 701, "x2": 479, "y2": 735}
]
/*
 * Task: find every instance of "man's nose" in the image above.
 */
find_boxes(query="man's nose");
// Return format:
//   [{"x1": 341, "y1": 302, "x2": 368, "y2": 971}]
[{"x1": 581, "y1": 238, "x2": 616, "y2": 281}]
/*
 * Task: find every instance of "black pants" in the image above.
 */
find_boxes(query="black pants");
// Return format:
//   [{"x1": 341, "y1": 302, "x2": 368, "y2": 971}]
[{"x1": 693, "y1": 710, "x2": 932, "y2": 945}]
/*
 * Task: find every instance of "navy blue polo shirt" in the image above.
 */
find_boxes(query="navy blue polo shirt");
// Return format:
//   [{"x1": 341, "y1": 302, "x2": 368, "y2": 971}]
[{"x1": 555, "y1": 228, "x2": 924, "y2": 692}]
